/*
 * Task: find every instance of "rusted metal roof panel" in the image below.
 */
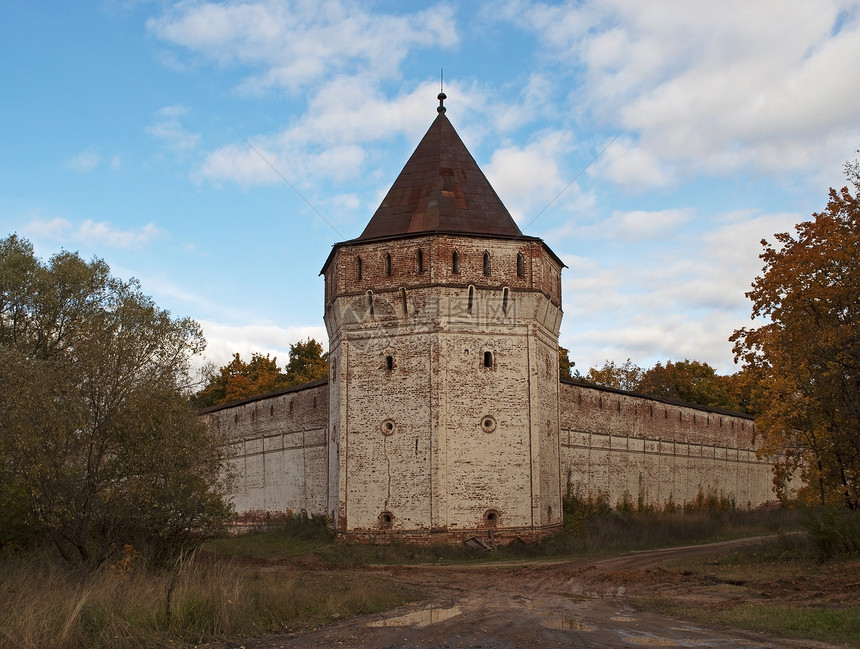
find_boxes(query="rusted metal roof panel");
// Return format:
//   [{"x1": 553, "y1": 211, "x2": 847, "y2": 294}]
[{"x1": 358, "y1": 113, "x2": 523, "y2": 240}]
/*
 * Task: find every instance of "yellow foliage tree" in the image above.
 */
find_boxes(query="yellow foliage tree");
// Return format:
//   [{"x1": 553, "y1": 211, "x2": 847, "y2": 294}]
[
  {"x1": 731, "y1": 182, "x2": 860, "y2": 509},
  {"x1": 194, "y1": 339, "x2": 328, "y2": 408}
]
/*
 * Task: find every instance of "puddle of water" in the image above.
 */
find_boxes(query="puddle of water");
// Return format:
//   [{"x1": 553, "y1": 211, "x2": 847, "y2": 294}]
[
  {"x1": 542, "y1": 614, "x2": 593, "y2": 631},
  {"x1": 610, "y1": 616, "x2": 637, "y2": 622},
  {"x1": 367, "y1": 606, "x2": 462, "y2": 628}
]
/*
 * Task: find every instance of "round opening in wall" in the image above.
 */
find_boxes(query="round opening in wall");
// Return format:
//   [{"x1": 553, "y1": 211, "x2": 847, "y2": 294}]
[
  {"x1": 484, "y1": 510, "x2": 499, "y2": 527},
  {"x1": 380, "y1": 419, "x2": 396, "y2": 435},
  {"x1": 480, "y1": 415, "x2": 497, "y2": 433}
]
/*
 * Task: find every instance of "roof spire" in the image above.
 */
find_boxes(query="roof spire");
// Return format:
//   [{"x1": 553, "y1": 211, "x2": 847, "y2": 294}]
[{"x1": 437, "y1": 68, "x2": 446, "y2": 114}]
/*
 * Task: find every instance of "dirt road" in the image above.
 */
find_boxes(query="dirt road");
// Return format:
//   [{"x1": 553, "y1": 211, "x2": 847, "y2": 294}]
[{"x1": 243, "y1": 538, "x2": 846, "y2": 649}]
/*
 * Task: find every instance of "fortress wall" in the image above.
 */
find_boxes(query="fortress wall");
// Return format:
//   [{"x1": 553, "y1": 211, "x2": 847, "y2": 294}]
[
  {"x1": 328, "y1": 235, "x2": 560, "y2": 306},
  {"x1": 559, "y1": 381, "x2": 775, "y2": 508},
  {"x1": 202, "y1": 381, "x2": 330, "y2": 516}
]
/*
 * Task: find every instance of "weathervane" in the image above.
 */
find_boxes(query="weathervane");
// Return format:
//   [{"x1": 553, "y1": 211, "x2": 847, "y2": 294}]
[{"x1": 438, "y1": 68, "x2": 446, "y2": 114}]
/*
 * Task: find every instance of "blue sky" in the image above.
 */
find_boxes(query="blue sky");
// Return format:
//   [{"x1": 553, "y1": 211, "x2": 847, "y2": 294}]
[{"x1": 2, "y1": 1, "x2": 859, "y2": 377}]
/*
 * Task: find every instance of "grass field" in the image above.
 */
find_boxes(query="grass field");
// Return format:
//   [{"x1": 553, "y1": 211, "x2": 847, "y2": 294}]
[
  {"x1": 2, "y1": 505, "x2": 856, "y2": 648},
  {"x1": 0, "y1": 546, "x2": 414, "y2": 649},
  {"x1": 634, "y1": 530, "x2": 860, "y2": 647}
]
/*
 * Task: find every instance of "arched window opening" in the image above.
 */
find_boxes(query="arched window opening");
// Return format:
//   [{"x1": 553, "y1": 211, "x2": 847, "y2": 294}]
[
  {"x1": 417, "y1": 249, "x2": 424, "y2": 273},
  {"x1": 467, "y1": 285, "x2": 474, "y2": 313},
  {"x1": 452, "y1": 250, "x2": 459, "y2": 274},
  {"x1": 483, "y1": 251, "x2": 491, "y2": 276},
  {"x1": 483, "y1": 351, "x2": 493, "y2": 368},
  {"x1": 502, "y1": 287, "x2": 509, "y2": 315},
  {"x1": 516, "y1": 252, "x2": 524, "y2": 277},
  {"x1": 356, "y1": 256, "x2": 362, "y2": 280},
  {"x1": 385, "y1": 355, "x2": 393, "y2": 371},
  {"x1": 385, "y1": 253, "x2": 392, "y2": 276},
  {"x1": 484, "y1": 510, "x2": 499, "y2": 527},
  {"x1": 400, "y1": 286, "x2": 407, "y2": 314},
  {"x1": 366, "y1": 290, "x2": 374, "y2": 317}
]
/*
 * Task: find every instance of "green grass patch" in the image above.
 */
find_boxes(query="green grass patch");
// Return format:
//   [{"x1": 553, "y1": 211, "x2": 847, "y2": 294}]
[
  {"x1": 638, "y1": 533, "x2": 860, "y2": 647},
  {"x1": 204, "y1": 528, "x2": 324, "y2": 559},
  {"x1": 640, "y1": 598, "x2": 860, "y2": 646},
  {"x1": 206, "y1": 505, "x2": 804, "y2": 567}
]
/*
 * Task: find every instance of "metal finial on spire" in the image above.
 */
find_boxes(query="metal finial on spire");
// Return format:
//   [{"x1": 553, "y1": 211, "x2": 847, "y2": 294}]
[{"x1": 438, "y1": 69, "x2": 446, "y2": 113}]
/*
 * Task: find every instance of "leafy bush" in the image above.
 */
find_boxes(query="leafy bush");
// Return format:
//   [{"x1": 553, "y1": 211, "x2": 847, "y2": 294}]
[{"x1": 801, "y1": 506, "x2": 860, "y2": 560}]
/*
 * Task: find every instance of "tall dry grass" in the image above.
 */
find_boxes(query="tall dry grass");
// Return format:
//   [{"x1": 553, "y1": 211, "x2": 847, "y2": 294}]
[{"x1": 0, "y1": 547, "x2": 411, "y2": 649}]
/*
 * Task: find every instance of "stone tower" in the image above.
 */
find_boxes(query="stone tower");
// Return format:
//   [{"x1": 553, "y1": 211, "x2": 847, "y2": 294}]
[{"x1": 321, "y1": 96, "x2": 565, "y2": 542}]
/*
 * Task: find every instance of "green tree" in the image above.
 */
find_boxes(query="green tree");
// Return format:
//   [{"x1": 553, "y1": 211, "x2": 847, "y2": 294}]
[
  {"x1": 585, "y1": 358, "x2": 643, "y2": 391},
  {"x1": 731, "y1": 181, "x2": 860, "y2": 509},
  {"x1": 194, "y1": 338, "x2": 328, "y2": 408},
  {"x1": 638, "y1": 359, "x2": 740, "y2": 411},
  {"x1": 558, "y1": 345, "x2": 575, "y2": 380},
  {"x1": 0, "y1": 235, "x2": 230, "y2": 565},
  {"x1": 193, "y1": 352, "x2": 289, "y2": 408},
  {"x1": 284, "y1": 338, "x2": 328, "y2": 386}
]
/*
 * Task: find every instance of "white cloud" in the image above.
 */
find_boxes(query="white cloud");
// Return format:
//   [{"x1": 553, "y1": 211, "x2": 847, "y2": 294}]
[
  {"x1": 503, "y1": 0, "x2": 860, "y2": 187},
  {"x1": 147, "y1": 0, "x2": 459, "y2": 94},
  {"x1": 147, "y1": 105, "x2": 200, "y2": 150},
  {"x1": 67, "y1": 147, "x2": 102, "y2": 173},
  {"x1": 26, "y1": 218, "x2": 163, "y2": 249},
  {"x1": 484, "y1": 130, "x2": 595, "y2": 224},
  {"x1": 558, "y1": 206, "x2": 804, "y2": 374},
  {"x1": 196, "y1": 142, "x2": 283, "y2": 187},
  {"x1": 595, "y1": 137, "x2": 674, "y2": 190},
  {"x1": 331, "y1": 193, "x2": 360, "y2": 210},
  {"x1": 198, "y1": 320, "x2": 328, "y2": 370},
  {"x1": 196, "y1": 80, "x2": 471, "y2": 187}
]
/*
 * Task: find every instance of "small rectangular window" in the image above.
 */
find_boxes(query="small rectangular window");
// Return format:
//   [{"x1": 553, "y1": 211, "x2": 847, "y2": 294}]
[{"x1": 483, "y1": 351, "x2": 493, "y2": 368}]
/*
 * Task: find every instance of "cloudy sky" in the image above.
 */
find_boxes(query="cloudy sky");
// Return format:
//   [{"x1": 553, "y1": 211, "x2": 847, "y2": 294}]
[{"x1": 2, "y1": 1, "x2": 858, "y2": 375}]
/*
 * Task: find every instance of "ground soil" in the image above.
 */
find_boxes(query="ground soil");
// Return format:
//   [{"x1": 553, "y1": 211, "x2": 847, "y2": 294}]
[{"x1": 235, "y1": 537, "x2": 858, "y2": 649}]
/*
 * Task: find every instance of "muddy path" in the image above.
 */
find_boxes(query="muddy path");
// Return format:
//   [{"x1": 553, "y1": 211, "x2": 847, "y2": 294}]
[{"x1": 242, "y1": 537, "x2": 846, "y2": 649}]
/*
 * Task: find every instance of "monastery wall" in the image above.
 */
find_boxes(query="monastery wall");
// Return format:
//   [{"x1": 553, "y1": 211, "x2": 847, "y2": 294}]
[
  {"x1": 201, "y1": 380, "x2": 330, "y2": 517},
  {"x1": 559, "y1": 381, "x2": 775, "y2": 509}
]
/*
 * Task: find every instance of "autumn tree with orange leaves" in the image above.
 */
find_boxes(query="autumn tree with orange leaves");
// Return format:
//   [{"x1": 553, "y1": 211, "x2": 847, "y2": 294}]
[
  {"x1": 731, "y1": 169, "x2": 860, "y2": 510},
  {"x1": 193, "y1": 339, "x2": 328, "y2": 408}
]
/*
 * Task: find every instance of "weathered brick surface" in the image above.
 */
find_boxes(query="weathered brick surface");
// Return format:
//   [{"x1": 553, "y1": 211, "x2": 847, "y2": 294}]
[
  {"x1": 323, "y1": 234, "x2": 564, "y2": 540},
  {"x1": 559, "y1": 381, "x2": 773, "y2": 508},
  {"x1": 205, "y1": 237, "x2": 777, "y2": 540},
  {"x1": 202, "y1": 382, "x2": 330, "y2": 515}
]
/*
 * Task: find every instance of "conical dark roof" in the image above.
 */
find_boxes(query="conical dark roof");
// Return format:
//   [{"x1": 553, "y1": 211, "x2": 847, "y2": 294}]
[{"x1": 357, "y1": 112, "x2": 523, "y2": 240}]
